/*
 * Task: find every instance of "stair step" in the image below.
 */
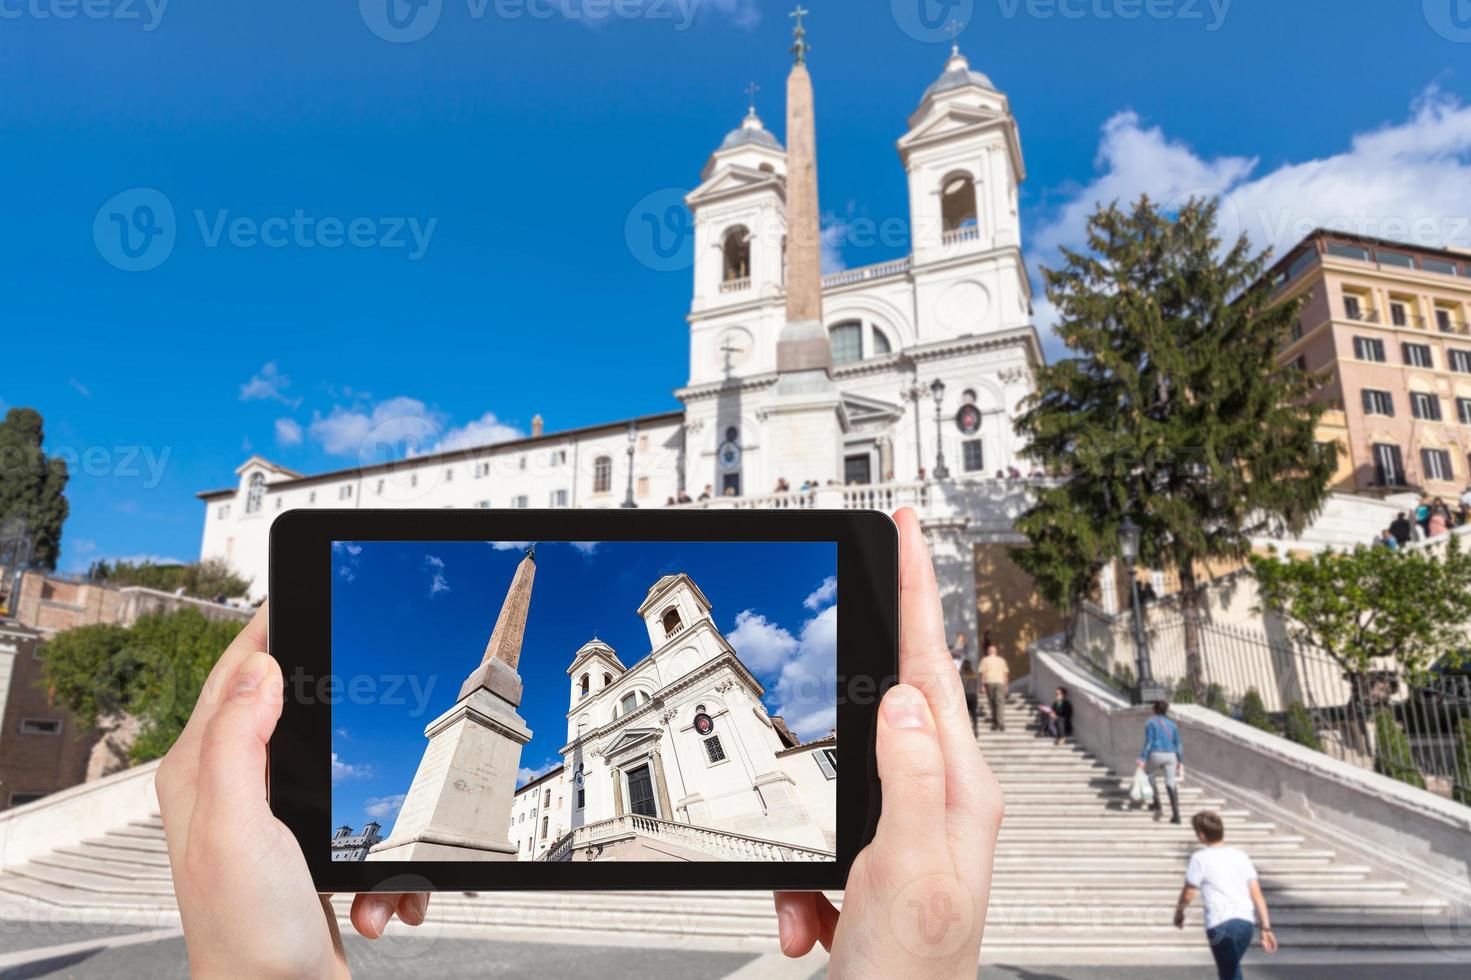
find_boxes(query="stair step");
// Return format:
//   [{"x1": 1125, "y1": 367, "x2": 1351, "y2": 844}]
[
  {"x1": 31, "y1": 852, "x2": 174, "y2": 882},
  {"x1": 8, "y1": 863, "x2": 178, "y2": 896},
  {"x1": 55, "y1": 843, "x2": 173, "y2": 868}
]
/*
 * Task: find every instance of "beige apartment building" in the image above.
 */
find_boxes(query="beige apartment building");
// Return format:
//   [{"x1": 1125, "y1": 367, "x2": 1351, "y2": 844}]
[{"x1": 1271, "y1": 230, "x2": 1471, "y2": 496}]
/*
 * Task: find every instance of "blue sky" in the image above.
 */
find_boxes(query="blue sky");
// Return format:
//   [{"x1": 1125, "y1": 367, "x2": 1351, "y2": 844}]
[
  {"x1": 4, "y1": 1, "x2": 1468, "y2": 572},
  {"x1": 329, "y1": 538, "x2": 836, "y2": 832}
]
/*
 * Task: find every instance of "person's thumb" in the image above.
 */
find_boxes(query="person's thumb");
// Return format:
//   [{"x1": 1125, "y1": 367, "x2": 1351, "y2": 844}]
[
  {"x1": 195, "y1": 651, "x2": 283, "y2": 815},
  {"x1": 873, "y1": 684, "x2": 947, "y2": 855}
]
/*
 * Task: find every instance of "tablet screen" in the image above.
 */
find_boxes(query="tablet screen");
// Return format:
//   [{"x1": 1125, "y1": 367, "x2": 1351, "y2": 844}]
[{"x1": 327, "y1": 538, "x2": 838, "y2": 864}]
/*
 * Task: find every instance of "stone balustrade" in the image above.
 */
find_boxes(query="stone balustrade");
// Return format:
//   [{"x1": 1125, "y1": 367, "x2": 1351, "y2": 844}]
[{"x1": 543, "y1": 813, "x2": 834, "y2": 862}]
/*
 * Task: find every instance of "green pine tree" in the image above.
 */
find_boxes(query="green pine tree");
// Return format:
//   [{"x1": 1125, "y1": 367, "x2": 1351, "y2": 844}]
[
  {"x1": 1284, "y1": 700, "x2": 1321, "y2": 751},
  {"x1": 0, "y1": 408, "x2": 70, "y2": 570},
  {"x1": 1013, "y1": 197, "x2": 1336, "y2": 702},
  {"x1": 1452, "y1": 718, "x2": 1471, "y2": 807},
  {"x1": 1241, "y1": 687, "x2": 1273, "y2": 732},
  {"x1": 1372, "y1": 710, "x2": 1426, "y2": 790}
]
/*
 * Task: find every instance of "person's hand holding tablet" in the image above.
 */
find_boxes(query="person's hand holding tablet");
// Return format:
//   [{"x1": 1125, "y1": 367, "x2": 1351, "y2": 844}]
[{"x1": 775, "y1": 508, "x2": 1004, "y2": 976}]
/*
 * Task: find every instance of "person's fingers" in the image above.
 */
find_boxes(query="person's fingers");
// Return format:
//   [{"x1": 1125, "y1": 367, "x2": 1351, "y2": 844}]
[
  {"x1": 872, "y1": 684, "x2": 949, "y2": 858},
  {"x1": 351, "y1": 893, "x2": 397, "y2": 940},
  {"x1": 192, "y1": 651, "x2": 283, "y2": 820},
  {"x1": 813, "y1": 892, "x2": 839, "y2": 952},
  {"x1": 773, "y1": 891, "x2": 822, "y2": 958},
  {"x1": 397, "y1": 892, "x2": 430, "y2": 927}
]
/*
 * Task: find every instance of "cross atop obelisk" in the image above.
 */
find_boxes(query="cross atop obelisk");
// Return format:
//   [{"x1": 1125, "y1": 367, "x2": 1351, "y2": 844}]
[{"x1": 789, "y1": 5, "x2": 810, "y2": 64}]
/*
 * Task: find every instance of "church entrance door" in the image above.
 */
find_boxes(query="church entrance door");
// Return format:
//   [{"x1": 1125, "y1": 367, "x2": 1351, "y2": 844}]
[{"x1": 627, "y1": 765, "x2": 657, "y2": 817}]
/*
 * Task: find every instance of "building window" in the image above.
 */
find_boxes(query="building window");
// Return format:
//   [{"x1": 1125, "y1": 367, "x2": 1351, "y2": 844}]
[
  {"x1": 626, "y1": 765, "x2": 657, "y2": 817},
  {"x1": 475, "y1": 462, "x2": 491, "y2": 478},
  {"x1": 1361, "y1": 389, "x2": 1394, "y2": 417},
  {"x1": 7, "y1": 792, "x2": 46, "y2": 807},
  {"x1": 19, "y1": 718, "x2": 61, "y2": 735},
  {"x1": 939, "y1": 172, "x2": 979, "y2": 232},
  {"x1": 540, "y1": 815, "x2": 548, "y2": 839},
  {"x1": 1343, "y1": 294, "x2": 1364, "y2": 321},
  {"x1": 1403, "y1": 343, "x2": 1433, "y2": 369},
  {"x1": 376, "y1": 479, "x2": 385, "y2": 494},
  {"x1": 815, "y1": 748, "x2": 837, "y2": 780},
  {"x1": 309, "y1": 491, "x2": 317, "y2": 504},
  {"x1": 245, "y1": 473, "x2": 266, "y2": 515},
  {"x1": 551, "y1": 450, "x2": 567, "y2": 465},
  {"x1": 662, "y1": 607, "x2": 682, "y2": 637},
  {"x1": 844, "y1": 454, "x2": 872, "y2": 486},
  {"x1": 830, "y1": 321, "x2": 863, "y2": 364},
  {"x1": 1435, "y1": 308, "x2": 1455, "y2": 333},
  {"x1": 1458, "y1": 398, "x2": 1471, "y2": 426},
  {"x1": 476, "y1": 500, "x2": 491, "y2": 509},
  {"x1": 444, "y1": 468, "x2": 453, "y2": 483},
  {"x1": 580, "y1": 674, "x2": 590, "y2": 698},
  {"x1": 1449, "y1": 349, "x2": 1471, "y2": 374},
  {"x1": 275, "y1": 497, "x2": 283, "y2": 509},
  {"x1": 620, "y1": 692, "x2": 639, "y2": 716},
  {"x1": 593, "y1": 456, "x2": 613, "y2": 494},
  {"x1": 703, "y1": 735, "x2": 727, "y2": 764},
  {"x1": 1353, "y1": 336, "x2": 1385, "y2": 362},
  {"x1": 962, "y1": 440, "x2": 984, "y2": 473},
  {"x1": 338, "y1": 485, "x2": 352, "y2": 500},
  {"x1": 1411, "y1": 392, "x2": 1442, "y2": 421},
  {"x1": 217, "y1": 504, "x2": 230, "y2": 519},
  {"x1": 575, "y1": 764, "x2": 585, "y2": 810},
  {"x1": 636, "y1": 476, "x2": 649, "y2": 498},
  {"x1": 1422, "y1": 448, "x2": 1454, "y2": 483},
  {"x1": 550, "y1": 489, "x2": 569, "y2": 507},
  {"x1": 1372, "y1": 443, "x2": 1405, "y2": 487},
  {"x1": 544, "y1": 788, "x2": 551, "y2": 807},
  {"x1": 1327, "y1": 242, "x2": 1371, "y2": 262},
  {"x1": 872, "y1": 328, "x2": 892, "y2": 355},
  {"x1": 512, "y1": 495, "x2": 529, "y2": 509},
  {"x1": 1389, "y1": 301, "x2": 1408, "y2": 327},
  {"x1": 722, "y1": 226, "x2": 752, "y2": 282}
]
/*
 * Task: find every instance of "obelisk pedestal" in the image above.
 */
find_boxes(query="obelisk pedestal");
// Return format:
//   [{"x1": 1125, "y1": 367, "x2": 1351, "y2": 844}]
[{"x1": 368, "y1": 549, "x2": 538, "y2": 862}]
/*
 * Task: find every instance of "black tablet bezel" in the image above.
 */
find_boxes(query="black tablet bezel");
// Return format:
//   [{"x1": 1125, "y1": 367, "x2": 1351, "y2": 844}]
[{"x1": 268, "y1": 508, "x2": 896, "y2": 893}]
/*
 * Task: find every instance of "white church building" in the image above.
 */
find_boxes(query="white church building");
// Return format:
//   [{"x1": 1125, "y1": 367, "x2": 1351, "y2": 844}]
[
  {"x1": 196, "y1": 43, "x2": 1051, "y2": 664},
  {"x1": 509, "y1": 572, "x2": 837, "y2": 862}
]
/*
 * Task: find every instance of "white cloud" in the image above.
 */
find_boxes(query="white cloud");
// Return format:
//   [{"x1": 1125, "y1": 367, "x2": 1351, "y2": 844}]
[
  {"x1": 489, "y1": 541, "x2": 534, "y2": 551},
  {"x1": 820, "y1": 219, "x2": 849, "y2": 275},
  {"x1": 69, "y1": 377, "x2": 92, "y2": 399},
  {"x1": 517, "y1": 758, "x2": 559, "y2": 787},
  {"x1": 727, "y1": 609, "x2": 799, "y2": 674},
  {"x1": 1030, "y1": 87, "x2": 1471, "y2": 340},
  {"x1": 704, "y1": 0, "x2": 760, "y2": 29},
  {"x1": 436, "y1": 412, "x2": 524, "y2": 453},
  {"x1": 569, "y1": 541, "x2": 600, "y2": 556},
  {"x1": 769, "y1": 604, "x2": 838, "y2": 740},
  {"x1": 333, "y1": 542, "x2": 363, "y2": 556},
  {"x1": 240, "y1": 362, "x2": 301, "y2": 407},
  {"x1": 364, "y1": 794, "x2": 407, "y2": 820},
  {"x1": 425, "y1": 554, "x2": 449, "y2": 596},
  {"x1": 331, "y1": 752, "x2": 373, "y2": 784},
  {"x1": 802, "y1": 575, "x2": 836, "y2": 611},
  {"x1": 275, "y1": 417, "x2": 303, "y2": 447}
]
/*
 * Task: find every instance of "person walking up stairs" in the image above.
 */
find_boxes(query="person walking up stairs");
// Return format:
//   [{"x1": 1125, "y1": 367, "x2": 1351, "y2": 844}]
[{"x1": 978, "y1": 640, "x2": 1010, "y2": 731}]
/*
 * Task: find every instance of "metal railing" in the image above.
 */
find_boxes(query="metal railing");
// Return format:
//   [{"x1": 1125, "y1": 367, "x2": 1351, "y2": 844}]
[{"x1": 1069, "y1": 607, "x2": 1470, "y2": 806}]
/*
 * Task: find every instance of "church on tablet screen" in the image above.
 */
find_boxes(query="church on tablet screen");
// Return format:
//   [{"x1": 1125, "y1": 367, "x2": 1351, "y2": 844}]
[{"x1": 365, "y1": 547, "x2": 837, "y2": 863}]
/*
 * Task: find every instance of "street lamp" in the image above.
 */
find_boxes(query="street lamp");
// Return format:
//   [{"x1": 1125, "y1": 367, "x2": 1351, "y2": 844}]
[
  {"x1": 1117, "y1": 517, "x2": 1166, "y2": 705},
  {"x1": 621, "y1": 422, "x2": 638, "y2": 509},
  {"x1": 930, "y1": 378, "x2": 950, "y2": 480}
]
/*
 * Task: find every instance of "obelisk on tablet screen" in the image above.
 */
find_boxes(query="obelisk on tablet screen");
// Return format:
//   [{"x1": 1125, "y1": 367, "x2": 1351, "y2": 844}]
[{"x1": 368, "y1": 547, "x2": 536, "y2": 862}]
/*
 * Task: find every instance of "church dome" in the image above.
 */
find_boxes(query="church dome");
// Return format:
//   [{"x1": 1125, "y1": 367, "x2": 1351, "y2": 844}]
[
  {"x1": 719, "y1": 107, "x2": 784, "y2": 152},
  {"x1": 919, "y1": 47, "x2": 996, "y2": 104}
]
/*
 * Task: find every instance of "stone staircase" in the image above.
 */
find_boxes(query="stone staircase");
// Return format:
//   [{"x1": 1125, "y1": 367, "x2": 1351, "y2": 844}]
[{"x1": 0, "y1": 694, "x2": 1456, "y2": 956}]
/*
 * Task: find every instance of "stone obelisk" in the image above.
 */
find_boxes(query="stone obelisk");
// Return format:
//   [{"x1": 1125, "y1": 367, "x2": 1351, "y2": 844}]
[
  {"x1": 368, "y1": 547, "x2": 537, "y2": 862},
  {"x1": 765, "y1": 7, "x2": 845, "y2": 486}
]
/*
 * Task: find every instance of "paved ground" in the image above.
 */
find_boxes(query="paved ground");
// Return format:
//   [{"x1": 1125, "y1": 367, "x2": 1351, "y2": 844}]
[{"x1": 1, "y1": 923, "x2": 1468, "y2": 978}]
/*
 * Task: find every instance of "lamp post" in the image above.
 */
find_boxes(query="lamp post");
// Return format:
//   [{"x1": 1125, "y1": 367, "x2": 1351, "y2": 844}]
[
  {"x1": 1117, "y1": 517, "x2": 1166, "y2": 705},
  {"x1": 930, "y1": 378, "x2": 950, "y2": 481},
  {"x1": 621, "y1": 422, "x2": 638, "y2": 509}
]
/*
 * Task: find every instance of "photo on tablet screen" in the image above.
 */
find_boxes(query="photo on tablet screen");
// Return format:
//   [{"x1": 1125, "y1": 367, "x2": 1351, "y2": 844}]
[{"x1": 329, "y1": 539, "x2": 838, "y2": 863}]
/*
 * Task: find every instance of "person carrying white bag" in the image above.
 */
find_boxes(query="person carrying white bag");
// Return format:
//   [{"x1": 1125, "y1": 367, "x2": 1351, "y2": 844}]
[{"x1": 1137, "y1": 700, "x2": 1184, "y2": 823}]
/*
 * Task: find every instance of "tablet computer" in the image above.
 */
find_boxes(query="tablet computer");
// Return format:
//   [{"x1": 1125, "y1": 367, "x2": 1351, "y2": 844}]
[{"x1": 267, "y1": 508, "x2": 896, "y2": 893}]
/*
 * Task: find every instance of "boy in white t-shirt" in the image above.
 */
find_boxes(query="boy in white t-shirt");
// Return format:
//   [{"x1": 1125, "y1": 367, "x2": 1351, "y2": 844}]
[{"x1": 1173, "y1": 811, "x2": 1278, "y2": 980}]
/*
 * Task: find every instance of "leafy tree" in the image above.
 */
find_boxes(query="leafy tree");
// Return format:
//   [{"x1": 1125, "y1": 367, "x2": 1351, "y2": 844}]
[
  {"x1": 1372, "y1": 710, "x2": 1425, "y2": 790},
  {"x1": 91, "y1": 557, "x2": 249, "y2": 599},
  {"x1": 1453, "y1": 718, "x2": 1471, "y2": 807},
  {"x1": 40, "y1": 608, "x2": 242, "y2": 764},
  {"x1": 1240, "y1": 687, "x2": 1273, "y2": 732},
  {"x1": 1172, "y1": 677, "x2": 1196, "y2": 705},
  {"x1": 1251, "y1": 536, "x2": 1471, "y2": 682},
  {"x1": 1204, "y1": 682, "x2": 1230, "y2": 716},
  {"x1": 1284, "y1": 700, "x2": 1321, "y2": 751},
  {"x1": 1013, "y1": 197, "x2": 1336, "y2": 702},
  {"x1": 0, "y1": 408, "x2": 70, "y2": 569}
]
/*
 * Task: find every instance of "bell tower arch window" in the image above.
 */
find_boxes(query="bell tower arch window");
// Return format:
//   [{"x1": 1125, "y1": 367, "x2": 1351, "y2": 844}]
[
  {"x1": 245, "y1": 473, "x2": 266, "y2": 515},
  {"x1": 662, "y1": 607, "x2": 683, "y2": 638},
  {"x1": 940, "y1": 173, "x2": 979, "y2": 233},
  {"x1": 722, "y1": 226, "x2": 752, "y2": 282}
]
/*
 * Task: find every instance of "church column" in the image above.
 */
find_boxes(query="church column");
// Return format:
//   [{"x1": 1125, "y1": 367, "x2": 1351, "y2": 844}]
[
  {"x1": 650, "y1": 748, "x2": 674, "y2": 822},
  {"x1": 611, "y1": 765, "x2": 624, "y2": 817}
]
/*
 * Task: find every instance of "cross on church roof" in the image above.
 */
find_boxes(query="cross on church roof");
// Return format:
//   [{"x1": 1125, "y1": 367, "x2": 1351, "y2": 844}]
[
  {"x1": 789, "y1": 5, "x2": 810, "y2": 65},
  {"x1": 745, "y1": 81, "x2": 760, "y2": 112}
]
